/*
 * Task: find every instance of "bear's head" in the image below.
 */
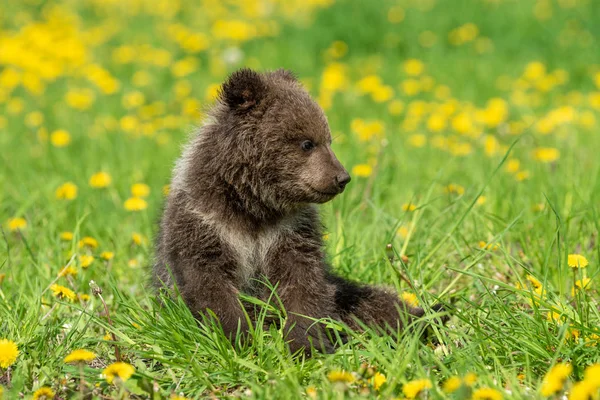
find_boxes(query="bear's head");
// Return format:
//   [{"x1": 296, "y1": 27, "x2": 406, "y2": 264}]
[{"x1": 199, "y1": 68, "x2": 350, "y2": 216}]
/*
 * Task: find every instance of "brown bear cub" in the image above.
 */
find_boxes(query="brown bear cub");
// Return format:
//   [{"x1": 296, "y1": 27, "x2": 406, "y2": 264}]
[{"x1": 153, "y1": 68, "x2": 427, "y2": 354}]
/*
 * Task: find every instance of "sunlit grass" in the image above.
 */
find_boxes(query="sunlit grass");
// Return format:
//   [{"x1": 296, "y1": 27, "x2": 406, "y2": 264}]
[{"x1": 1, "y1": 0, "x2": 600, "y2": 398}]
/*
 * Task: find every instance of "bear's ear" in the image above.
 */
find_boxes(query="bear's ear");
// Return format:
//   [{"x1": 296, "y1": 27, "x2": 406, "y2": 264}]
[
  {"x1": 272, "y1": 69, "x2": 298, "y2": 83},
  {"x1": 220, "y1": 68, "x2": 267, "y2": 112}
]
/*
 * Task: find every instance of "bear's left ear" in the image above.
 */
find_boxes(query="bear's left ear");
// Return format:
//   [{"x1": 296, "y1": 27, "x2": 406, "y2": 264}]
[{"x1": 220, "y1": 68, "x2": 267, "y2": 112}]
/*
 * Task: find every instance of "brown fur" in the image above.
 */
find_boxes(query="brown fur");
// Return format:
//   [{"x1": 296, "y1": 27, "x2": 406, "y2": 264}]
[{"x1": 153, "y1": 68, "x2": 427, "y2": 354}]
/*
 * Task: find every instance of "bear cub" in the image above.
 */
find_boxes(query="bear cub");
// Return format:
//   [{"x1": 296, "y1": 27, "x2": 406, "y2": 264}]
[{"x1": 154, "y1": 68, "x2": 428, "y2": 354}]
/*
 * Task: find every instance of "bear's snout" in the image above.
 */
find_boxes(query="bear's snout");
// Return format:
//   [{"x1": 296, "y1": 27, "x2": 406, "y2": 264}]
[{"x1": 334, "y1": 171, "x2": 351, "y2": 192}]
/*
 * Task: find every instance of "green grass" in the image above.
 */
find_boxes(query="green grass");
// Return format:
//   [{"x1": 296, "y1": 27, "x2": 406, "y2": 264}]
[{"x1": 1, "y1": 0, "x2": 600, "y2": 398}]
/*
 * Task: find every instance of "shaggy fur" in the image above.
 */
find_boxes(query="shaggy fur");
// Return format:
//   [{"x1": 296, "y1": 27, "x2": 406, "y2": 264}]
[{"x1": 154, "y1": 68, "x2": 427, "y2": 354}]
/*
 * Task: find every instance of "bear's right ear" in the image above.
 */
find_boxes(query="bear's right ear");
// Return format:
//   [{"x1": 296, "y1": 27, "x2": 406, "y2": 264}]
[{"x1": 220, "y1": 68, "x2": 267, "y2": 112}]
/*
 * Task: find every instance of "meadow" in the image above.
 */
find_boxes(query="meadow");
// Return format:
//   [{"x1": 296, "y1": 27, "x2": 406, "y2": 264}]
[{"x1": 1, "y1": 0, "x2": 600, "y2": 398}]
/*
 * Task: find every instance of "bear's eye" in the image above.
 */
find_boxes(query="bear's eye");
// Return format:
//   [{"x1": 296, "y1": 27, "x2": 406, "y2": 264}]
[{"x1": 301, "y1": 140, "x2": 315, "y2": 152}]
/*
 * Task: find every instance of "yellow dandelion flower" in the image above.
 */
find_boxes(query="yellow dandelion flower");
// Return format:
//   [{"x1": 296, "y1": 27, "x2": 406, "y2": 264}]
[
  {"x1": 479, "y1": 241, "x2": 500, "y2": 251},
  {"x1": 515, "y1": 171, "x2": 530, "y2": 181},
  {"x1": 388, "y1": 100, "x2": 404, "y2": 115},
  {"x1": 50, "y1": 129, "x2": 71, "y2": 148},
  {"x1": 532, "y1": 203, "x2": 546, "y2": 212},
  {"x1": 103, "y1": 362, "x2": 135, "y2": 384},
  {"x1": 547, "y1": 311, "x2": 563, "y2": 324},
  {"x1": 32, "y1": 387, "x2": 55, "y2": 400},
  {"x1": 532, "y1": 147, "x2": 560, "y2": 163},
  {"x1": 327, "y1": 370, "x2": 355, "y2": 384},
  {"x1": 568, "y1": 254, "x2": 588, "y2": 268},
  {"x1": 352, "y1": 164, "x2": 373, "y2": 178},
  {"x1": 442, "y1": 376, "x2": 462, "y2": 393},
  {"x1": 170, "y1": 395, "x2": 190, "y2": 400},
  {"x1": 404, "y1": 59, "x2": 425, "y2": 76},
  {"x1": 371, "y1": 372, "x2": 386, "y2": 390},
  {"x1": 403, "y1": 379, "x2": 432, "y2": 399},
  {"x1": 78, "y1": 237, "x2": 98, "y2": 249},
  {"x1": 408, "y1": 133, "x2": 427, "y2": 148},
  {"x1": 476, "y1": 196, "x2": 487, "y2": 205},
  {"x1": 60, "y1": 232, "x2": 74, "y2": 241},
  {"x1": 464, "y1": 373, "x2": 477, "y2": 386},
  {"x1": 131, "y1": 183, "x2": 150, "y2": 198},
  {"x1": 526, "y1": 275, "x2": 543, "y2": 290},
  {"x1": 306, "y1": 386, "x2": 318, "y2": 399},
  {"x1": 540, "y1": 363, "x2": 572, "y2": 396},
  {"x1": 505, "y1": 159, "x2": 520, "y2": 173},
  {"x1": 401, "y1": 292, "x2": 419, "y2": 307},
  {"x1": 100, "y1": 251, "x2": 114, "y2": 261},
  {"x1": 124, "y1": 197, "x2": 148, "y2": 211},
  {"x1": 402, "y1": 203, "x2": 416, "y2": 212},
  {"x1": 132, "y1": 233, "x2": 146, "y2": 245},
  {"x1": 58, "y1": 266, "x2": 77, "y2": 277},
  {"x1": 103, "y1": 332, "x2": 112, "y2": 341},
  {"x1": 79, "y1": 255, "x2": 94, "y2": 268},
  {"x1": 569, "y1": 380, "x2": 598, "y2": 400},
  {"x1": 78, "y1": 293, "x2": 90, "y2": 302},
  {"x1": 7, "y1": 217, "x2": 27, "y2": 232},
  {"x1": 55, "y1": 182, "x2": 78, "y2": 200},
  {"x1": 584, "y1": 364, "x2": 600, "y2": 386},
  {"x1": 50, "y1": 284, "x2": 76, "y2": 302},
  {"x1": 64, "y1": 349, "x2": 96, "y2": 363},
  {"x1": 89, "y1": 172, "x2": 112, "y2": 188},
  {"x1": 0, "y1": 339, "x2": 19, "y2": 368},
  {"x1": 472, "y1": 387, "x2": 502, "y2": 400},
  {"x1": 445, "y1": 184, "x2": 465, "y2": 195},
  {"x1": 128, "y1": 259, "x2": 140, "y2": 268},
  {"x1": 572, "y1": 278, "x2": 591, "y2": 296}
]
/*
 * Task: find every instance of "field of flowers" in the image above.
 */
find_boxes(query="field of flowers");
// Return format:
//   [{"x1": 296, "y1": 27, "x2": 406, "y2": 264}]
[{"x1": 1, "y1": 0, "x2": 600, "y2": 398}]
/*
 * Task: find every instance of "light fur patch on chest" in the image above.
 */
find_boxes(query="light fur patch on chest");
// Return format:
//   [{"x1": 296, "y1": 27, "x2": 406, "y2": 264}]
[{"x1": 218, "y1": 224, "x2": 283, "y2": 286}]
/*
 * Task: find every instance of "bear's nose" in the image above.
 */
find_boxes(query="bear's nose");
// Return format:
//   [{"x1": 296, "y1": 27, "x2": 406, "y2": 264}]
[{"x1": 335, "y1": 172, "x2": 351, "y2": 191}]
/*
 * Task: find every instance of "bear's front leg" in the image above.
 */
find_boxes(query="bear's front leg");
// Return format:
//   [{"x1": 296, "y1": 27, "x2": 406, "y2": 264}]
[{"x1": 267, "y1": 249, "x2": 338, "y2": 355}]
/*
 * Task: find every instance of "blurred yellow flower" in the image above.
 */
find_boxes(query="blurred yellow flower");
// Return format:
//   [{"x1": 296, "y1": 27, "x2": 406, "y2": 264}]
[
  {"x1": 32, "y1": 387, "x2": 55, "y2": 400},
  {"x1": 388, "y1": 6, "x2": 405, "y2": 23},
  {"x1": 103, "y1": 362, "x2": 135, "y2": 384},
  {"x1": 25, "y1": 111, "x2": 44, "y2": 127},
  {"x1": 408, "y1": 134, "x2": 426, "y2": 148},
  {"x1": 0, "y1": 339, "x2": 19, "y2": 368},
  {"x1": 64, "y1": 349, "x2": 96, "y2": 363},
  {"x1": 60, "y1": 232, "x2": 74, "y2": 241},
  {"x1": 540, "y1": 363, "x2": 572, "y2": 396},
  {"x1": 442, "y1": 376, "x2": 462, "y2": 393},
  {"x1": 523, "y1": 61, "x2": 546, "y2": 81},
  {"x1": 55, "y1": 182, "x2": 78, "y2": 200},
  {"x1": 388, "y1": 100, "x2": 404, "y2": 115},
  {"x1": 515, "y1": 171, "x2": 530, "y2": 181},
  {"x1": 402, "y1": 379, "x2": 432, "y2": 399},
  {"x1": 403, "y1": 59, "x2": 425, "y2": 76},
  {"x1": 372, "y1": 372, "x2": 386, "y2": 390},
  {"x1": 568, "y1": 254, "x2": 588, "y2": 268},
  {"x1": 50, "y1": 284, "x2": 76, "y2": 302},
  {"x1": 50, "y1": 129, "x2": 71, "y2": 147},
  {"x1": 401, "y1": 292, "x2": 419, "y2": 307},
  {"x1": 89, "y1": 172, "x2": 112, "y2": 188},
  {"x1": 532, "y1": 148, "x2": 560, "y2": 163},
  {"x1": 66, "y1": 89, "x2": 95, "y2": 110},
  {"x1": 572, "y1": 278, "x2": 591, "y2": 296},
  {"x1": 124, "y1": 197, "x2": 148, "y2": 211},
  {"x1": 472, "y1": 387, "x2": 502, "y2": 400},
  {"x1": 402, "y1": 203, "x2": 416, "y2": 212},
  {"x1": 569, "y1": 380, "x2": 598, "y2": 400},
  {"x1": 7, "y1": 217, "x2": 26, "y2": 232},
  {"x1": 79, "y1": 255, "x2": 94, "y2": 268},
  {"x1": 100, "y1": 251, "x2": 114, "y2": 261},
  {"x1": 79, "y1": 237, "x2": 98, "y2": 249},
  {"x1": 58, "y1": 266, "x2": 77, "y2": 277},
  {"x1": 445, "y1": 184, "x2": 465, "y2": 195},
  {"x1": 327, "y1": 370, "x2": 355, "y2": 384},
  {"x1": 131, "y1": 183, "x2": 150, "y2": 198},
  {"x1": 476, "y1": 196, "x2": 487, "y2": 205},
  {"x1": 132, "y1": 233, "x2": 146, "y2": 245},
  {"x1": 505, "y1": 159, "x2": 520, "y2": 173},
  {"x1": 352, "y1": 164, "x2": 373, "y2": 178}
]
